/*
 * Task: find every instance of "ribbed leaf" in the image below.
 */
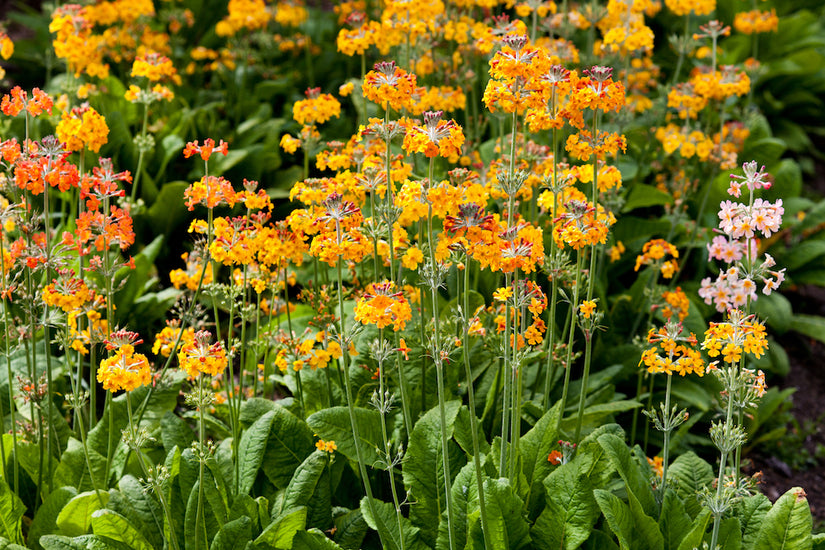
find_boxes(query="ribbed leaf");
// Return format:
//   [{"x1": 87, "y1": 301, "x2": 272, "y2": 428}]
[
  {"x1": 738, "y1": 494, "x2": 771, "y2": 549},
  {"x1": 211, "y1": 516, "x2": 253, "y2": 550},
  {"x1": 0, "y1": 478, "x2": 25, "y2": 545},
  {"x1": 470, "y1": 478, "x2": 530, "y2": 550},
  {"x1": 307, "y1": 406, "x2": 384, "y2": 468},
  {"x1": 56, "y1": 491, "x2": 110, "y2": 538},
  {"x1": 519, "y1": 401, "x2": 562, "y2": 517},
  {"x1": 254, "y1": 507, "x2": 307, "y2": 549},
  {"x1": 753, "y1": 488, "x2": 812, "y2": 550},
  {"x1": 90, "y1": 509, "x2": 154, "y2": 550},
  {"x1": 597, "y1": 434, "x2": 656, "y2": 517},
  {"x1": 262, "y1": 405, "x2": 316, "y2": 489},
  {"x1": 28, "y1": 487, "x2": 77, "y2": 550},
  {"x1": 667, "y1": 452, "x2": 713, "y2": 519},
  {"x1": 658, "y1": 490, "x2": 691, "y2": 550},
  {"x1": 238, "y1": 410, "x2": 275, "y2": 495},
  {"x1": 279, "y1": 450, "x2": 332, "y2": 530},
  {"x1": 532, "y1": 458, "x2": 599, "y2": 550}
]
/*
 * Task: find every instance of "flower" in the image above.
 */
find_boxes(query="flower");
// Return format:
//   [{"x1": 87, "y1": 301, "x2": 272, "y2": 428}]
[
  {"x1": 363, "y1": 60, "x2": 417, "y2": 112},
  {"x1": 579, "y1": 300, "x2": 597, "y2": 319},
  {"x1": 97, "y1": 330, "x2": 151, "y2": 393},
  {"x1": 56, "y1": 104, "x2": 109, "y2": 153},
  {"x1": 354, "y1": 281, "x2": 413, "y2": 331},
  {"x1": 402, "y1": 111, "x2": 465, "y2": 160},
  {"x1": 293, "y1": 87, "x2": 342, "y2": 126},
  {"x1": 184, "y1": 138, "x2": 229, "y2": 162},
  {"x1": 178, "y1": 330, "x2": 228, "y2": 379}
]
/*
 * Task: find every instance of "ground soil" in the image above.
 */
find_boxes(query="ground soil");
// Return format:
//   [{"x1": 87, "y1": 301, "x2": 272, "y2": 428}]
[{"x1": 745, "y1": 286, "x2": 825, "y2": 528}]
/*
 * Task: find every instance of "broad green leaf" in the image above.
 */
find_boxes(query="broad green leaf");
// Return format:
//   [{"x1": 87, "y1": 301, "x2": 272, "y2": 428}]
[
  {"x1": 753, "y1": 488, "x2": 813, "y2": 550},
  {"x1": 211, "y1": 516, "x2": 253, "y2": 550},
  {"x1": 161, "y1": 411, "x2": 195, "y2": 453},
  {"x1": 28, "y1": 487, "x2": 77, "y2": 550},
  {"x1": 254, "y1": 507, "x2": 307, "y2": 549},
  {"x1": 37, "y1": 535, "x2": 87, "y2": 550},
  {"x1": 403, "y1": 401, "x2": 464, "y2": 547},
  {"x1": 53, "y1": 438, "x2": 108, "y2": 492},
  {"x1": 519, "y1": 401, "x2": 562, "y2": 517},
  {"x1": 360, "y1": 498, "x2": 427, "y2": 550},
  {"x1": 292, "y1": 530, "x2": 345, "y2": 550},
  {"x1": 709, "y1": 518, "x2": 741, "y2": 550},
  {"x1": 470, "y1": 478, "x2": 531, "y2": 550},
  {"x1": 675, "y1": 509, "x2": 711, "y2": 550},
  {"x1": 184, "y1": 482, "x2": 220, "y2": 550},
  {"x1": 279, "y1": 450, "x2": 332, "y2": 530},
  {"x1": 790, "y1": 314, "x2": 825, "y2": 345},
  {"x1": 238, "y1": 410, "x2": 276, "y2": 495},
  {"x1": 627, "y1": 490, "x2": 663, "y2": 550},
  {"x1": 737, "y1": 494, "x2": 771, "y2": 549},
  {"x1": 658, "y1": 490, "x2": 691, "y2": 550},
  {"x1": 581, "y1": 530, "x2": 619, "y2": 550},
  {"x1": 110, "y1": 476, "x2": 164, "y2": 550},
  {"x1": 332, "y1": 508, "x2": 368, "y2": 550},
  {"x1": 752, "y1": 292, "x2": 793, "y2": 334},
  {"x1": 667, "y1": 452, "x2": 713, "y2": 519},
  {"x1": 0, "y1": 478, "x2": 25, "y2": 544},
  {"x1": 597, "y1": 434, "x2": 657, "y2": 517},
  {"x1": 532, "y1": 458, "x2": 599, "y2": 550},
  {"x1": 623, "y1": 184, "x2": 673, "y2": 212},
  {"x1": 307, "y1": 406, "x2": 384, "y2": 468},
  {"x1": 436, "y1": 460, "x2": 480, "y2": 550},
  {"x1": 56, "y1": 491, "x2": 110, "y2": 537},
  {"x1": 262, "y1": 405, "x2": 316, "y2": 489},
  {"x1": 594, "y1": 489, "x2": 634, "y2": 550},
  {"x1": 90, "y1": 510, "x2": 153, "y2": 550}
]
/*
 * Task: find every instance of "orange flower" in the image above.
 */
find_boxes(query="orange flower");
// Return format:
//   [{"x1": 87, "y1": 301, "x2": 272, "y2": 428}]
[{"x1": 184, "y1": 138, "x2": 229, "y2": 162}]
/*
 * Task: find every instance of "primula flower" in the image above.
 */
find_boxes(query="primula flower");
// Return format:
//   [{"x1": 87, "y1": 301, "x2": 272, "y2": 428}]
[
  {"x1": 701, "y1": 310, "x2": 767, "y2": 362},
  {"x1": 56, "y1": 104, "x2": 109, "y2": 153},
  {"x1": 402, "y1": 111, "x2": 465, "y2": 160},
  {"x1": 97, "y1": 330, "x2": 152, "y2": 393},
  {"x1": 43, "y1": 270, "x2": 94, "y2": 312},
  {"x1": 1, "y1": 87, "x2": 53, "y2": 117},
  {"x1": 184, "y1": 138, "x2": 228, "y2": 162},
  {"x1": 153, "y1": 323, "x2": 196, "y2": 357},
  {"x1": 178, "y1": 330, "x2": 228, "y2": 379},
  {"x1": 635, "y1": 239, "x2": 679, "y2": 279},
  {"x1": 354, "y1": 281, "x2": 412, "y2": 331},
  {"x1": 579, "y1": 300, "x2": 597, "y2": 319},
  {"x1": 293, "y1": 87, "x2": 342, "y2": 126},
  {"x1": 363, "y1": 60, "x2": 417, "y2": 112},
  {"x1": 640, "y1": 321, "x2": 704, "y2": 377},
  {"x1": 184, "y1": 175, "x2": 237, "y2": 210}
]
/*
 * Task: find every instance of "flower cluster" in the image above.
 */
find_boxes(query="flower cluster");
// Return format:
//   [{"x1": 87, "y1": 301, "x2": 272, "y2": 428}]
[{"x1": 640, "y1": 321, "x2": 705, "y2": 377}]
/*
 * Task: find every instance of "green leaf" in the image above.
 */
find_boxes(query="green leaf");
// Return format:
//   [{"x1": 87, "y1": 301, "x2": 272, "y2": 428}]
[
  {"x1": 53, "y1": 439, "x2": 108, "y2": 492},
  {"x1": 470, "y1": 478, "x2": 531, "y2": 550},
  {"x1": 360, "y1": 498, "x2": 427, "y2": 550},
  {"x1": 292, "y1": 530, "x2": 345, "y2": 550},
  {"x1": 710, "y1": 518, "x2": 741, "y2": 550},
  {"x1": 627, "y1": 490, "x2": 663, "y2": 550},
  {"x1": 560, "y1": 401, "x2": 641, "y2": 435},
  {"x1": 737, "y1": 494, "x2": 771, "y2": 549},
  {"x1": 594, "y1": 489, "x2": 634, "y2": 550},
  {"x1": 658, "y1": 490, "x2": 691, "y2": 550},
  {"x1": 239, "y1": 410, "x2": 276, "y2": 495},
  {"x1": 332, "y1": 508, "x2": 368, "y2": 550},
  {"x1": 90, "y1": 509, "x2": 154, "y2": 550},
  {"x1": 436, "y1": 460, "x2": 479, "y2": 550},
  {"x1": 211, "y1": 516, "x2": 253, "y2": 550},
  {"x1": 38, "y1": 535, "x2": 87, "y2": 550},
  {"x1": 675, "y1": 509, "x2": 711, "y2": 550},
  {"x1": 783, "y1": 240, "x2": 825, "y2": 272},
  {"x1": 261, "y1": 405, "x2": 316, "y2": 489},
  {"x1": 161, "y1": 411, "x2": 195, "y2": 453},
  {"x1": 753, "y1": 487, "x2": 813, "y2": 550},
  {"x1": 622, "y1": 184, "x2": 673, "y2": 212},
  {"x1": 307, "y1": 406, "x2": 383, "y2": 468},
  {"x1": 532, "y1": 458, "x2": 599, "y2": 550},
  {"x1": 403, "y1": 401, "x2": 464, "y2": 547},
  {"x1": 667, "y1": 452, "x2": 713, "y2": 519},
  {"x1": 112, "y1": 475, "x2": 165, "y2": 549},
  {"x1": 28, "y1": 487, "x2": 77, "y2": 550},
  {"x1": 519, "y1": 401, "x2": 562, "y2": 517},
  {"x1": 790, "y1": 314, "x2": 825, "y2": 345},
  {"x1": 254, "y1": 507, "x2": 307, "y2": 549},
  {"x1": 597, "y1": 434, "x2": 657, "y2": 517},
  {"x1": 753, "y1": 292, "x2": 793, "y2": 334},
  {"x1": 279, "y1": 450, "x2": 332, "y2": 530},
  {"x1": 56, "y1": 491, "x2": 110, "y2": 537},
  {"x1": 0, "y1": 478, "x2": 25, "y2": 544}
]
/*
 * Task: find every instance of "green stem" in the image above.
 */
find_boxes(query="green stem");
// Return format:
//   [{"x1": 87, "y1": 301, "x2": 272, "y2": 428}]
[
  {"x1": 660, "y1": 373, "x2": 673, "y2": 496},
  {"x1": 462, "y1": 260, "x2": 491, "y2": 549},
  {"x1": 130, "y1": 102, "x2": 149, "y2": 202},
  {"x1": 0, "y1": 241, "x2": 18, "y2": 493},
  {"x1": 556, "y1": 251, "x2": 582, "y2": 435},
  {"x1": 573, "y1": 328, "x2": 593, "y2": 444},
  {"x1": 196, "y1": 375, "x2": 206, "y2": 550}
]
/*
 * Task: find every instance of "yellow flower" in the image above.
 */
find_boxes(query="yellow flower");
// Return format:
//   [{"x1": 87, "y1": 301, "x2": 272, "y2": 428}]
[
  {"x1": 580, "y1": 300, "x2": 597, "y2": 319},
  {"x1": 178, "y1": 330, "x2": 228, "y2": 379}
]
